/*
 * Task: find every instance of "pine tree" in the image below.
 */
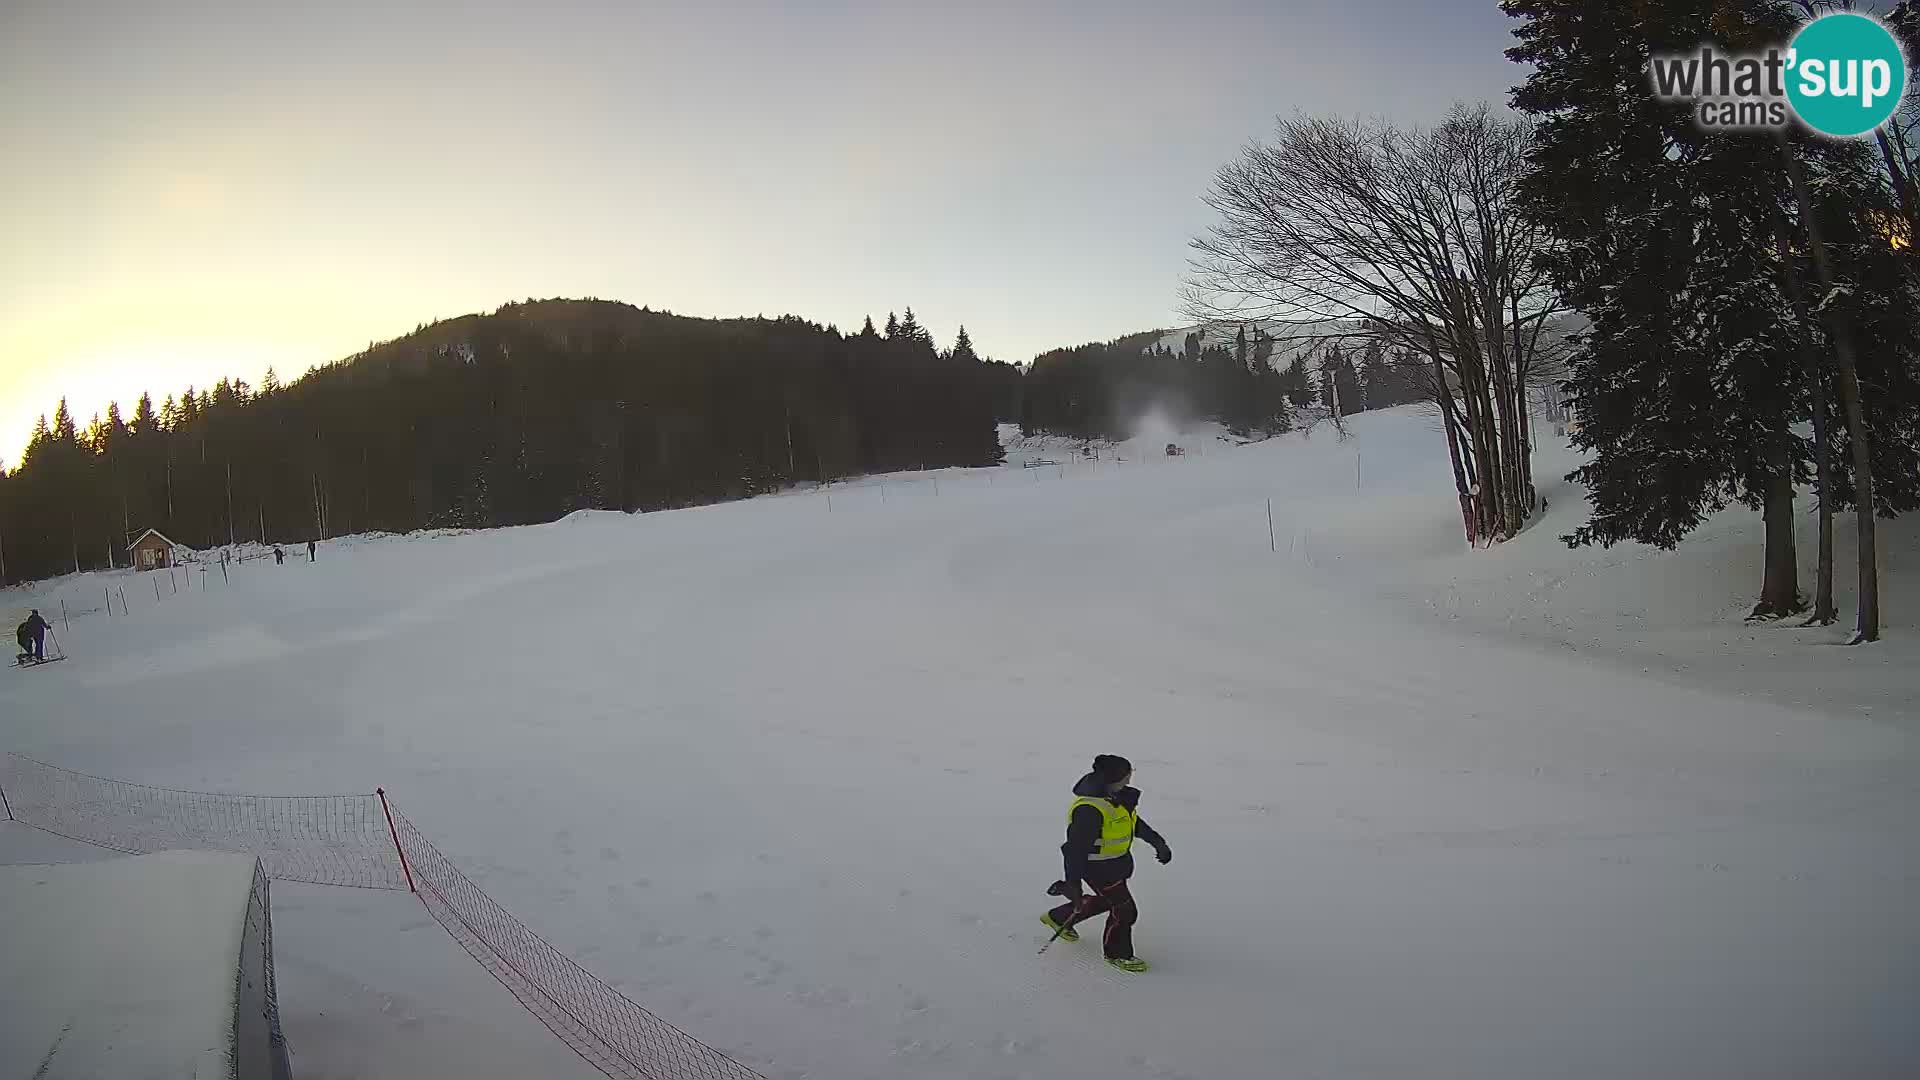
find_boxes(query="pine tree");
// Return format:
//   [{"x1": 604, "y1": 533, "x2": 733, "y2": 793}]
[
  {"x1": 1505, "y1": 0, "x2": 1814, "y2": 616},
  {"x1": 951, "y1": 326, "x2": 979, "y2": 364},
  {"x1": 52, "y1": 398, "x2": 77, "y2": 443},
  {"x1": 1359, "y1": 343, "x2": 1394, "y2": 410},
  {"x1": 1248, "y1": 331, "x2": 1291, "y2": 435},
  {"x1": 898, "y1": 307, "x2": 932, "y2": 350},
  {"x1": 261, "y1": 367, "x2": 281, "y2": 396},
  {"x1": 1283, "y1": 356, "x2": 1311, "y2": 409},
  {"x1": 1336, "y1": 353, "x2": 1360, "y2": 417},
  {"x1": 131, "y1": 393, "x2": 156, "y2": 438},
  {"x1": 1319, "y1": 348, "x2": 1360, "y2": 416},
  {"x1": 884, "y1": 312, "x2": 900, "y2": 339},
  {"x1": 103, "y1": 402, "x2": 127, "y2": 448},
  {"x1": 1787, "y1": 138, "x2": 1920, "y2": 637},
  {"x1": 24, "y1": 415, "x2": 51, "y2": 462},
  {"x1": 859, "y1": 316, "x2": 878, "y2": 339}
]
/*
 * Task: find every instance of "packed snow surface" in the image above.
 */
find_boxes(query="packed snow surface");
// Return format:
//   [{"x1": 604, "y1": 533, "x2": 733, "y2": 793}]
[
  {"x1": 3, "y1": 405, "x2": 1916, "y2": 1079},
  {"x1": 0, "y1": 850, "x2": 259, "y2": 1079}
]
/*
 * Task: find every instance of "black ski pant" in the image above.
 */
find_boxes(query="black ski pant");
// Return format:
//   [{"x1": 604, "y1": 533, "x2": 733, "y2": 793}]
[{"x1": 1048, "y1": 877, "x2": 1137, "y2": 960}]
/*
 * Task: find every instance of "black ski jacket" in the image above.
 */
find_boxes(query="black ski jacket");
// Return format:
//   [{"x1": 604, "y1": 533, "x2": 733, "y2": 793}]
[{"x1": 1061, "y1": 772, "x2": 1166, "y2": 889}]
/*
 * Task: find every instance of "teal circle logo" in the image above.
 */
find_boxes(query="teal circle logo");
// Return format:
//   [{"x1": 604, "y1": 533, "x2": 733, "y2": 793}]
[{"x1": 1786, "y1": 13, "x2": 1907, "y2": 138}]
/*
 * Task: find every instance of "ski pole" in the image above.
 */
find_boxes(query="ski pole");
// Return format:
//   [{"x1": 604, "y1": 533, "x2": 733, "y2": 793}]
[
  {"x1": 1038, "y1": 883, "x2": 1094, "y2": 955},
  {"x1": 1039, "y1": 906, "x2": 1091, "y2": 954}
]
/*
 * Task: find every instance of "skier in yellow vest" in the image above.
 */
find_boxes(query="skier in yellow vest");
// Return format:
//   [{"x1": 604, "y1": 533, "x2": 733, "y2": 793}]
[{"x1": 1041, "y1": 754, "x2": 1171, "y2": 973}]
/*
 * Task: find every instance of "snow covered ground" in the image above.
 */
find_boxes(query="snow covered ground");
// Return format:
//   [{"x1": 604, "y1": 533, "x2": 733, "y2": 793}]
[
  {"x1": 3, "y1": 406, "x2": 1915, "y2": 1079},
  {"x1": 0, "y1": 850, "x2": 265, "y2": 1079}
]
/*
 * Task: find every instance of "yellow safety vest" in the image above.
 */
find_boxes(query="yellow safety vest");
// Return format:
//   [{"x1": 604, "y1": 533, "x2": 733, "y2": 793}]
[{"x1": 1069, "y1": 796, "x2": 1136, "y2": 861}]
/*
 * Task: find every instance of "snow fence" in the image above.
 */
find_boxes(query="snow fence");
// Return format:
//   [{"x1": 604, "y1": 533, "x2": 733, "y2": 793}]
[
  {"x1": 0, "y1": 754, "x2": 406, "y2": 889},
  {"x1": 0, "y1": 753, "x2": 765, "y2": 1080}
]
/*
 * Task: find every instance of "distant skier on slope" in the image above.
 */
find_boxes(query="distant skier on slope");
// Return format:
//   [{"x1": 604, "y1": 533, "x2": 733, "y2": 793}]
[
  {"x1": 1041, "y1": 754, "x2": 1171, "y2": 973},
  {"x1": 16, "y1": 609, "x2": 50, "y2": 662}
]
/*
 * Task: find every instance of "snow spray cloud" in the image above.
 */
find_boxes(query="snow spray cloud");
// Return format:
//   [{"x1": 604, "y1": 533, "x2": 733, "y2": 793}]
[
  {"x1": 1648, "y1": 12, "x2": 1907, "y2": 138},
  {"x1": 1127, "y1": 404, "x2": 1183, "y2": 447}
]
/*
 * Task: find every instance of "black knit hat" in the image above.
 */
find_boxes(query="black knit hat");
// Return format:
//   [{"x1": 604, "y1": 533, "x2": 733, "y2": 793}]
[{"x1": 1091, "y1": 754, "x2": 1133, "y2": 783}]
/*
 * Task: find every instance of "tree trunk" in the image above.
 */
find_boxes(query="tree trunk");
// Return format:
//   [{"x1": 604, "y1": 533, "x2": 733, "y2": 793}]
[
  {"x1": 1784, "y1": 143, "x2": 1879, "y2": 642},
  {"x1": 1501, "y1": 366, "x2": 1527, "y2": 526},
  {"x1": 1421, "y1": 327, "x2": 1478, "y2": 548},
  {"x1": 1508, "y1": 364, "x2": 1533, "y2": 513},
  {"x1": 1475, "y1": 288, "x2": 1525, "y2": 535},
  {"x1": 1470, "y1": 355, "x2": 1506, "y2": 539},
  {"x1": 1893, "y1": 119, "x2": 1920, "y2": 225},
  {"x1": 1453, "y1": 351, "x2": 1497, "y2": 543},
  {"x1": 1444, "y1": 282, "x2": 1504, "y2": 542},
  {"x1": 1508, "y1": 299, "x2": 1542, "y2": 511},
  {"x1": 1754, "y1": 431, "x2": 1804, "y2": 619},
  {"x1": 1875, "y1": 129, "x2": 1918, "y2": 239},
  {"x1": 1491, "y1": 326, "x2": 1528, "y2": 531},
  {"x1": 1773, "y1": 221, "x2": 1837, "y2": 624},
  {"x1": 1808, "y1": 366, "x2": 1837, "y2": 625},
  {"x1": 1437, "y1": 364, "x2": 1475, "y2": 545},
  {"x1": 1835, "y1": 360, "x2": 1880, "y2": 641},
  {"x1": 1464, "y1": 337, "x2": 1510, "y2": 538}
]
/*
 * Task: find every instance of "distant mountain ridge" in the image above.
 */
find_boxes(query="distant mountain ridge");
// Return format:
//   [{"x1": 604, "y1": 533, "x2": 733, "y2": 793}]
[{"x1": 0, "y1": 297, "x2": 1020, "y2": 582}]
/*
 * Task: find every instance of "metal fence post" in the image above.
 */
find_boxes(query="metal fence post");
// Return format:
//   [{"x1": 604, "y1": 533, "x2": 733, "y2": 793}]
[{"x1": 377, "y1": 788, "x2": 416, "y2": 893}]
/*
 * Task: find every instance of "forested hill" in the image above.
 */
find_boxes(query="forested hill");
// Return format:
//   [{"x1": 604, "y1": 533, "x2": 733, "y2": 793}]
[
  {"x1": 0, "y1": 299, "x2": 1020, "y2": 581},
  {"x1": 1017, "y1": 325, "x2": 1427, "y2": 441}
]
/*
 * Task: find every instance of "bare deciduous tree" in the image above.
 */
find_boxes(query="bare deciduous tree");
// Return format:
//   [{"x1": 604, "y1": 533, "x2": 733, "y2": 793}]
[{"x1": 1185, "y1": 104, "x2": 1564, "y2": 545}]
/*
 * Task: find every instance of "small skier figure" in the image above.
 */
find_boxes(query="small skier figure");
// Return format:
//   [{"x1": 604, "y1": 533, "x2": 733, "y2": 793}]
[
  {"x1": 273, "y1": 546, "x2": 285, "y2": 565},
  {"x1": 307, "y1": 539, "x2": 316, "y2": 562},
  {"x1": 16, "y1": 609, "x2": 50, "y2": 662},
  {"x1": 1041, "y1": 754, "x2": 1171, "y2": 973}
]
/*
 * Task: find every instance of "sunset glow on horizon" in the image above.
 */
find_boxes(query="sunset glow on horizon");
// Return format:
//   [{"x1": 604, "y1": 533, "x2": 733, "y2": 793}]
[{"x1": 1, "y1": 0, "x2": 1518, "y2": 465}]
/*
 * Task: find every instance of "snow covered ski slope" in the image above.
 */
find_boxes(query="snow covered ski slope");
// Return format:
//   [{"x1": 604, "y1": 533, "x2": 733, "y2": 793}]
[{"x1": 3, "y1": 406, "x2": 1915, "y2": 1079}]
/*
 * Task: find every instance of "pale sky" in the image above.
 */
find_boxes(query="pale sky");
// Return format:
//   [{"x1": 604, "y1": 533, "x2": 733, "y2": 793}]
[{"x1": 0, "y1": 0, "x2": 1519, "y2": 466}]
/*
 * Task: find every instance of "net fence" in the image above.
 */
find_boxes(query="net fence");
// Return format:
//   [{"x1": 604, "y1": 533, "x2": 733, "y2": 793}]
[
  {"x1": 0, "y1": 753, "x2": 406, "y2": 889},
  {"x1": 241, "y1": 858, "x2": 294, "y2": 1080},
  {"x1": 389, "y1": 811, "x2": 765, "y2": 1080},
  {"x1": 0, "y1": 752, "x2": 766, "y2": 1080}
]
